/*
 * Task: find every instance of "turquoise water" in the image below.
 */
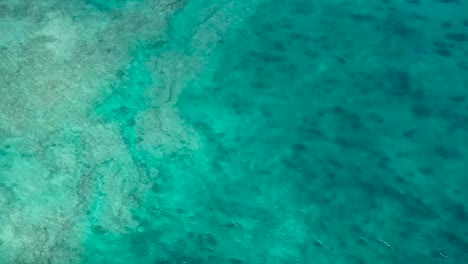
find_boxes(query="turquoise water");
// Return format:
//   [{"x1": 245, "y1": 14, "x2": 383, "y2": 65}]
[{"x1": 1, "y1": 0, "x2": 468, "y2": 263}]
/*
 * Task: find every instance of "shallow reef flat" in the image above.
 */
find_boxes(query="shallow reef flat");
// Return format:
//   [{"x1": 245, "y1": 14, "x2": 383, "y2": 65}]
[{"x1": 0, "y1": 0, "x2": 467, "y2": 263}]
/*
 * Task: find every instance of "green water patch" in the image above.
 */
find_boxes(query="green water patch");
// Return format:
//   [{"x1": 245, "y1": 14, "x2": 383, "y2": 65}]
[
  {"x1": 176, "y1": 0, "x2": 468, "y2": 263},
  {"x1": 87, "y1": 43, "x2": 165, "y2": 263},
  {"x1": 94, "y1": 43, "x2": 159, "y2": 168},
  {"x1": 94, "y1": 45, "x2": 152, "y2": 123}
]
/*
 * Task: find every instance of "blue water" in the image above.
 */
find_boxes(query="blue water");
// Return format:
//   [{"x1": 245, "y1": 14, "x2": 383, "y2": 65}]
[{"x1": 0, "y1": 0, "x2": 467, "y2": 263}]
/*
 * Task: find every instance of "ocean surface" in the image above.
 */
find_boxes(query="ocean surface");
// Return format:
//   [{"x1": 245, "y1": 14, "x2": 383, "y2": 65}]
[{"x1": 1, "y1": 0, "x2": 467, "y2": 263}]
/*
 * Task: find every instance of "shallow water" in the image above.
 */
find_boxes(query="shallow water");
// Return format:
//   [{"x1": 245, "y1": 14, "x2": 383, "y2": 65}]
[{"x1": 1, "y1": 0, "x2": 467, "y2": 263}]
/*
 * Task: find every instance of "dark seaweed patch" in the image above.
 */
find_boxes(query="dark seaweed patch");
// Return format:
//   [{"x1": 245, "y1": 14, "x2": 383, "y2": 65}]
[
  {"x1": 434, "y1": 48, "x2": 452, "y2": 57},
  {"x1": 349, "y1": 13, "x2": 374, "y2": 22},
  {"x1": 418, "y1": 166, "x2": 434, "y2": 175},
  {"x1": 411, "y1": 104, "x2": 431, "y2": 118},
  {"x1": 386, "y1": 69, "x2": 412, "y2": 97},
  {"x1": 438, "y1": 0, "x2": 460, "y2": 3},
  {"x1": 403, "y1": 129, "x2": 417, "y2": 138},
  {"x1": 450, "y1": 95, "x2": 467, "y2": 103},
  {"x1": 441, "y1": 21, "x2": 452, "y2": 29},
  {"x1": 434, "y1": 145, "x2": 462, "y2": 159},
  {"x1": 445, "y1": 33, "x2": 468, "y2": 42},
  {"x1": 450, "y1": 202, "x2": 468, "y2": 221},
  {"x1": 441, "y1": 231, "x2": 468, "y2": 253}
]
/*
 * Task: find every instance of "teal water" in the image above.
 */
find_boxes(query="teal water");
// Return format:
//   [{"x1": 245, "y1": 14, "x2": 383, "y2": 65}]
[{"x1": 1, "y1": 0, "x2": 468, "y2": 263}]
